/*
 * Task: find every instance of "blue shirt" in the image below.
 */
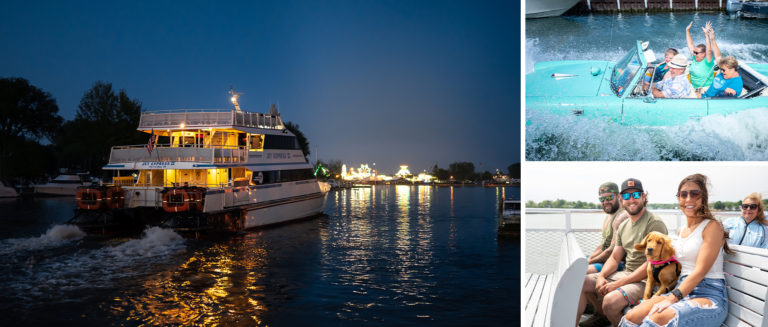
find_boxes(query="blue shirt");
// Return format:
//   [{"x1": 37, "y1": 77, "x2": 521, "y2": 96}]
[
  {"x1": 702, "y1": 74, "x2": 743, "y2": 98},
  {"x1": 653, "y1": 63, "x2": 669, "y2": 82},
  {"x1": 723, "y1": 217, "x2": 768, "y2": 249}
]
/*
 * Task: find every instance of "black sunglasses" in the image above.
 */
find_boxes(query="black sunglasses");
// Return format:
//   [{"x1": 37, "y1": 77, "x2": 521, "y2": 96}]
[
  {"x1": 599, "y1": 195, "x2": 615, "y2": 202},
  {"x1": 677, "y1": 190, "x2": 701, "y2": 199},
  {"x1": 742, "y1": 204, "x2": 759, "y2": 210}
]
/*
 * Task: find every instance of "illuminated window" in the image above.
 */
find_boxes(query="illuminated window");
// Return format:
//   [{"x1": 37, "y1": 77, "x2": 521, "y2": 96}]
[{"x1": 249, "y1": 134, "x2": 264, "y2": 151}]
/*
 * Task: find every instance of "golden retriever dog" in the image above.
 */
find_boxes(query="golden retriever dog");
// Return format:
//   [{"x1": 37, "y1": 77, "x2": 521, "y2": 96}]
[{"x1": 634, "y1": 231, "x2": 681, "y2": 300}]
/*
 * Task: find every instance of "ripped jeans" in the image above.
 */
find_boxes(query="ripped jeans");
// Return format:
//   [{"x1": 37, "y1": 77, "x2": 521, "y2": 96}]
[{"x1": 619, "y1": 276, "x2": 728, "y2": 327}]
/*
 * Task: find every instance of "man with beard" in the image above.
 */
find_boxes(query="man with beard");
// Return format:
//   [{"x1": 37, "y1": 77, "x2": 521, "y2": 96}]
[
  {"x1": 587, "y1": 182, "x2": 630, "y2": 274},
  {"x1": 577, "y1": 178, "x2": 668, "y2": 327}
]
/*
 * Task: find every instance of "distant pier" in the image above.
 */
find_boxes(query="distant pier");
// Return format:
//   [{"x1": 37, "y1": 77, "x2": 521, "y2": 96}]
[{"x1": 575, "y1": 0, "x2": 728, "y2": 12}]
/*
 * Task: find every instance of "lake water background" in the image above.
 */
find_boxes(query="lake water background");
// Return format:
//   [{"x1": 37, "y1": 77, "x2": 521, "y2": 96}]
[
  {"x1": 526, "y1": 12, "x2": 768, "y2": 161},
  {"x1": 0, "y1": 185, "x2": 519, "y2": 326}
]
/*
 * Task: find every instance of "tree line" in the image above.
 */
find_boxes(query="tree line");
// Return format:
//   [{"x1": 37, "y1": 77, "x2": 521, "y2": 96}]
[
  {"x1": 1, "y1": 78, "x2": 146, "y2": 181},
  {"x1": 0, "y1": 77, "x2": 310, "y2": 182},
  {"x1": 526, "y1": 199, "x2": 768, "y2": 211}
]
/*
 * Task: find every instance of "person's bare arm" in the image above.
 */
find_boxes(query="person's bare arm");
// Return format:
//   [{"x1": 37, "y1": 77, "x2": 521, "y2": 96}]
[
  {"x1": 707, "y1": 22, "x2": 722, "y2": 62},
  {"x1": 686, "y1": 21, "x2": 695, "y2": 55}
]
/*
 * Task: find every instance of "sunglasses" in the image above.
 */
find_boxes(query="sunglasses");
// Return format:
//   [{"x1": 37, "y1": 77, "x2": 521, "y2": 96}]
[
  {"x1": 599, "y1": 195, "x2": 615, "y2": 202},
  {"x1": 742, "y1": 204, "x2": 759, "y2": 210},
  {"x1": 694, "y1": 50, "x2": 704, "y2": 54},
  {"x1": 621, "y1": 192, "x2": 642, "y2": 200},
  {"x1": 677, "y1": 190, "x2": 701, "y2": 199}
]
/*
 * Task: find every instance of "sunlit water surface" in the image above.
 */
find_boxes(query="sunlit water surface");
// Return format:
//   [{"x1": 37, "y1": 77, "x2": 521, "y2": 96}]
[
  {"x1": 0, "y1": 185, "x2": 519, "y2": 326},
  {"x1": 526, "y1": 12, "x2": 768, "y2": 160}
]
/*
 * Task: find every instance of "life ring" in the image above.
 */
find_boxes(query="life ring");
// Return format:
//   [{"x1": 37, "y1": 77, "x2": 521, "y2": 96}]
[
  {"x1": 76, "y1": 187, "x2": 103, "y2": 210},
  {"x1": 104, "y1": 187, "x2": 125, "y2": 209},
  {"x1": 162, "y1": 188, "x2": 190, "y2": 213}
]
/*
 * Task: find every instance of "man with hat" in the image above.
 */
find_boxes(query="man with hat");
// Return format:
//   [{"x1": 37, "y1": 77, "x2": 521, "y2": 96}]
[
  {"x1": 577, "y1": 178, "x2": 668, "y2": 327},
  {"x1": 651, "y1": 53, "x2": 694, "y2": 99},
  {"x1": 586, "y1": 182, "x2": 629, "y2": 274}
]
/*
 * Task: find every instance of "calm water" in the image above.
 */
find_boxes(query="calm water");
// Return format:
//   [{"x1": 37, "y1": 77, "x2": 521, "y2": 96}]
[
  {"x1": 526, "y1": 12, "x2": 768, "y2": 161},
  {"x1": 0, "y1": 185, "x2": 519, "y2": 326}
]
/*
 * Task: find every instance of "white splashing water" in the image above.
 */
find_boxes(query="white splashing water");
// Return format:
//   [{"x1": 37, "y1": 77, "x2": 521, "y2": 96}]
[
  {"x1": 526, "y1": 108, "x2": 768, "y2": 160},
  {"x1": 3, "y1": 226, "x2": 186, "y2": 302},
  {"x1": 0, "y1": 224, "x2": 86, "y2": 254}
]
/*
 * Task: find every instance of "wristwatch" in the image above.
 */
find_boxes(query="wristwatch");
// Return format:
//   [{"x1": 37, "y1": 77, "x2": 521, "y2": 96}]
[{"x1": 671, "y1": 289, "x2": 684, "y2": 300}]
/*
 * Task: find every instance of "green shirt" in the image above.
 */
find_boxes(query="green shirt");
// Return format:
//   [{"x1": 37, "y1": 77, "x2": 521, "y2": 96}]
[
  {"x1": 689, "y1": 55, "x2": 715, "y2": 88},
  {"x1": 615, "y1": 209, "x2": 668, "y2": 272},
  {"x1": 600, "y1": 209, "x2": 625, "y2": 251}
]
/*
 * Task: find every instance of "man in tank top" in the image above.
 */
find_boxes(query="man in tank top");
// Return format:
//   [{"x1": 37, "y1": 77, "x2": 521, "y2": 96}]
[
  {"x1": 577, "y1": 178, "x2": 668, "y2": 327},
  {"x1": 587, "y1": 182, "x2": 629, "y2": 274}
]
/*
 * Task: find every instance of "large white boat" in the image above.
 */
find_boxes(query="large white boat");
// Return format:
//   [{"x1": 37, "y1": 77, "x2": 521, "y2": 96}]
[
  {"x1": 34, "y1": 173, "x2": 92, "y2": 196},
  {"x1": 70, "y1": 94, "x2": 328, "y2": 232},
  {"x1": 526, "y1": 0, "x2": 580, "y2": 18}
]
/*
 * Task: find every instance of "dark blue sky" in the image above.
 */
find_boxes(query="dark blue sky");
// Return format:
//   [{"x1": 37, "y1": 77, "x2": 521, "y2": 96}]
[{"x1": 1, "y1": 1, "x2": 519, "y2": 174}]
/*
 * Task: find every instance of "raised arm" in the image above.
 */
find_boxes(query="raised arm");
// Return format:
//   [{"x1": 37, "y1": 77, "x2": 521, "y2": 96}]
[
  {"x1": 707, "y1": 23, "x2": 722, "y2": 62},
  {"x1": 703, "y1": 23, "x2": 713, "y2": 62},
  {"x1": 686, "y1": 22, "x2": 695, "y2": 55}
]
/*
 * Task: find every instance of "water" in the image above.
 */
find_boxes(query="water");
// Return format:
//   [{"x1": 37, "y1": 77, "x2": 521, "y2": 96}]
[
  {"x1": 0, "y1": 185, "x2": 520, "y2": 326},
  {"x1": 525, "y1": 12, "x2": 768, "y2": 160}
]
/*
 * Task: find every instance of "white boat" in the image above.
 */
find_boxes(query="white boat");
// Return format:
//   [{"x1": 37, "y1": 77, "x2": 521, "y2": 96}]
[
  {"x1": 34, "y1": 173, "x2": 91, "y2": 196},
  {"x1": 0, "y1": 180, "x2": 18, "y2": 198},
  {"x1": 70, "y1": 92, "x2": 328, "y2": 232},
  {"x1": 526, "y1": 0, "x2": 580, "y2": 18}
]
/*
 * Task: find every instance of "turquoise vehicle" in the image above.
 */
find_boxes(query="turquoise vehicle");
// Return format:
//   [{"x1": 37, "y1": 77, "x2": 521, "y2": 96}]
[{"x1": 526, "y1": 41, "x2": 768, "y2": 126}]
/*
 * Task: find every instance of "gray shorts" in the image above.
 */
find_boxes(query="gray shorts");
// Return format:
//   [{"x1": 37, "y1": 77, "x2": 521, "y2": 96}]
[{"x1": 589, "y1": 271, "x2": 646, "y2": 306}]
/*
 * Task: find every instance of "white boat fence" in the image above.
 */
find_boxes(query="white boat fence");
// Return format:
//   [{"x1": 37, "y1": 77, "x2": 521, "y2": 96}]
[{"x1": 525, "y1": 208, "x2": 744, "y2": 274}]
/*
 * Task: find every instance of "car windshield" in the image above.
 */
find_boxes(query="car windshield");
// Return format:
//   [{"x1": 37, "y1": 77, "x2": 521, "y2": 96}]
[{"x1": 610, "y1": 47, "x2": 642, "y2": 96}]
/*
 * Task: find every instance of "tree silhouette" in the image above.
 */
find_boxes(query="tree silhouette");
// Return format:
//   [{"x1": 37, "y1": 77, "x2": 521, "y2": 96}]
[
  {"x1": 0, "y1": 77, "x2": 62, "y2": 178},
  {"x1": 284, "y1": 121, "x2": 310, "y2": 161},
  {"x1": 55, "y1": 81, "x2": 144, "y2": 176}
]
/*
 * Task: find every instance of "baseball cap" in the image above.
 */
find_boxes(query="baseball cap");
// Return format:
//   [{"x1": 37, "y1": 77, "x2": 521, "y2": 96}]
[{"x1": 621, "y1": 178, "x2": 644, "y2": 193}]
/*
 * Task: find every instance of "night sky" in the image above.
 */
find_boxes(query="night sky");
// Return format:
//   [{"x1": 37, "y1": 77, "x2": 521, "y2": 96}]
[{"x1": 1, "y1": 1, "x2": 520, "y2": 175}]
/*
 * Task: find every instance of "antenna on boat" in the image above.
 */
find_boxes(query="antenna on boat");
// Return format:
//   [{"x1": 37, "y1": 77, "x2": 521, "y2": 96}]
[{"x1": 229, "y1": 87, "x2": 243, "y2": 112}]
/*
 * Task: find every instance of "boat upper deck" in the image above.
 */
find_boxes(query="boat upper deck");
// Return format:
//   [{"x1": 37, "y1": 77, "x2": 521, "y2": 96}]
[{"x1": 138, "y1": 109, "x2": 284, "y2": 131}]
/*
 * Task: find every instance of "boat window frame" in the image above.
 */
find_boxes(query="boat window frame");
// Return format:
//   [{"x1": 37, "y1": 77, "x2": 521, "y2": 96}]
[{"x1": 610, "y1": 42, "x2": 646, "y2": 98}]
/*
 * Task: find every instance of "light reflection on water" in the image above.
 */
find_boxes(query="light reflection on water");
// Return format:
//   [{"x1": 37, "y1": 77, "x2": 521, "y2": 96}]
[{"x1": 0, "y1": 185, "x2": 519, "y2": 326}]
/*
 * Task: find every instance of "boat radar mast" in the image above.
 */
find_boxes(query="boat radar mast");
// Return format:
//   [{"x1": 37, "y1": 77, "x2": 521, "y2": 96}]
[{"x1": 229, "y1": 87, "x2": 243, "y2": 112}]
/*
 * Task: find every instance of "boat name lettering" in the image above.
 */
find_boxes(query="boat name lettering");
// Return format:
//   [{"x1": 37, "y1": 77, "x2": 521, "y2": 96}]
[
  {"x1": 141, "y1": 162, "x2": 177, "y2": 168},
  {"x1": 267, "y1": 152, "x2": 291, "y2": 159}
]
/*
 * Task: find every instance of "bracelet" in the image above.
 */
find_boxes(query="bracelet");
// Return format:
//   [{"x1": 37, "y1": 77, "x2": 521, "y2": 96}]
[{"x1": 671, "y1": 288, "x2": 684, "y2": 301}]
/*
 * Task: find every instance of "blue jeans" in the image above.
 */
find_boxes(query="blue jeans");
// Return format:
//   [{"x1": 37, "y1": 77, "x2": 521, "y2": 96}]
[{"x1": 619, "y1": 276, "x2": 728, "y2": 327}]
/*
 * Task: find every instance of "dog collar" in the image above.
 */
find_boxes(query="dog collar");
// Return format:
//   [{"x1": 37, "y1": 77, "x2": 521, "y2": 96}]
[{"x1": 649, "y1": 256, "x2": 678, "y2": 265}]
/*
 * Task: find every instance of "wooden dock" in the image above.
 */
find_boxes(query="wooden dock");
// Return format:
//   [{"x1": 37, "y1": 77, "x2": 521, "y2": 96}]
[{"x1": 577, "y1": 0, "x2": 727, "y2": 12}]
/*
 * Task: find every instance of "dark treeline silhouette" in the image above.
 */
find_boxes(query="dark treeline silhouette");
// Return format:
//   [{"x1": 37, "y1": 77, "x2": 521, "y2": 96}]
[{"x1": 0, "y1": 78, "x2": 145, "y2": 181}]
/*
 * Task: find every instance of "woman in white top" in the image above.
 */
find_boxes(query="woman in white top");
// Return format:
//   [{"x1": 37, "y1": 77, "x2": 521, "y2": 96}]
[{"x1": 621, "y1": 174, "x2": 731, "y2": 327}]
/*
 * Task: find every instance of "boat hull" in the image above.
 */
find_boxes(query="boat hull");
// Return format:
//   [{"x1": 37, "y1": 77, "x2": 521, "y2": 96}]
[
  {"x1": 35, "y1": 184, "x2": 81, "y2": 196},
  {"x1": 526, "y1": 0, "x2": 580, "y2": 18},
  {"x1": 243, "y1": 192, "x2": 326, "y2": 229}
]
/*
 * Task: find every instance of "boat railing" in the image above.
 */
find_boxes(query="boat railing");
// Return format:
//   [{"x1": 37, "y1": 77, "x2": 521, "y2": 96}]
[
  {"x1": 525, "y1": 208, "x2": 743, "y2": 274},
  {"x1": 138, "y1": 109, "x2": 284, "y2": 130},
  {"x1": 108, "y1": 144, "x2": 247, "y2": 164}
]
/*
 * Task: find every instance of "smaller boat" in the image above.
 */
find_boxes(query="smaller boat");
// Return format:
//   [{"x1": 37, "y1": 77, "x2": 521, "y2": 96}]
[
  {"x1": 0, "y1": 180, "x2": 18, "y2": 198},
  {"x1": 498, "y1": 199, "x2": 521, "y2": 237},
  {"x1": 741, "y1": 1, "x2": 768, "y2": 18},
  {"x1": 35, "y1": 172, "x2": 93, "y2": 196},
  {"x1": 526, "y1": 0, "x2": 580, "y2": 18}
]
